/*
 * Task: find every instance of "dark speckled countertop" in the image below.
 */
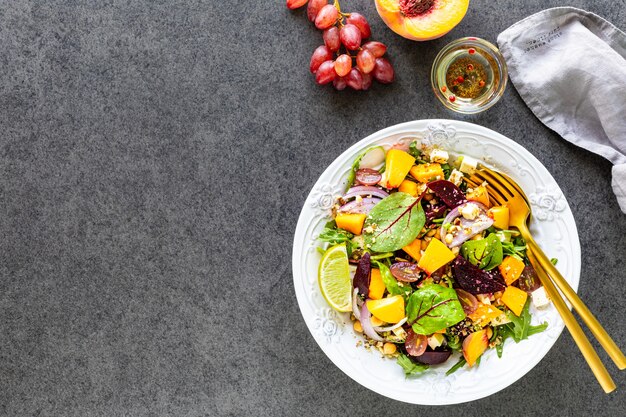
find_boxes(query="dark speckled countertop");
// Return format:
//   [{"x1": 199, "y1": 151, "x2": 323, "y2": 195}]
[{"x1": 0, "y1": 1, "x2": 625, "y2": 416}]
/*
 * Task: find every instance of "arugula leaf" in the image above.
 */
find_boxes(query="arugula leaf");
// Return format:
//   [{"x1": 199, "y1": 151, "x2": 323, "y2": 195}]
[
  {"x1": 495, "y1": 299, "x2": 548, "y2": 356},
  {"x1": 363, "y1": 192, "x2": 425, "y2": 252},
  {"x1": 445, "y1": 356, "x2": 467, "y2": 375},
  {"x1": 373, "y1": 260, "x2": 409, "y2": 297},
  {"x1": 460, "y1": 233, "x2": 503, "y2": 271},
  {"x1": 406, "y1": 284, "x2": 466, "y2": 335},
  {"x1": 397, "y1": 353, "x2": 429, "y2": 376},
  {"x1": 318, "y1": 226, "x2": 353, "y2": 245},
  {"x1": 408, "y1": 141, "x2": 422, "y2": 159}
]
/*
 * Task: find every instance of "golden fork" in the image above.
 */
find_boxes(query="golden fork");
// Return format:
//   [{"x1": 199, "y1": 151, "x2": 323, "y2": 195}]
[{"x1": 466, "y1": 167, "x2": 626, "y2": 393}]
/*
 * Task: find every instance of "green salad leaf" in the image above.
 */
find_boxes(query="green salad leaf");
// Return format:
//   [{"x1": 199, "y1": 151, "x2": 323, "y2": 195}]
[
  {"x1": 397, "y1": 353, "x2": 429, "y2": 376},
  {"x1": 373, "y1": 260, "x2": 410, "y2": 297},
  {"x1": 363, "y1": 192, "x2": 425, "y2": 252},
  {"x1": 445, "y1": 356, "x2": 467, "y2": 375},
  {"x1": 460, "y1": 233, "x2": 503, "y2": 270},
  {"x1": 318, "y1": 222, "x2": 354, "y2": 245},
  {"x1": 495, "y1": 299, "x2": 548, "y2": 357},
  {"x1": 406, "y1": 284, "x2": 466, "y2": 335}
]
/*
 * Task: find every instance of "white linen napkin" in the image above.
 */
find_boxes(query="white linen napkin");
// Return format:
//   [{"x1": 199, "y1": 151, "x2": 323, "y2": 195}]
[{"x1": 497, "y1": 7, "x2": 626, "y2": 213}]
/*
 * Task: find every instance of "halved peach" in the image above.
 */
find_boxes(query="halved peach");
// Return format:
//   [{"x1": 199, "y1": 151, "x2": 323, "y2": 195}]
[{"x1": 375, "y1": 0, "x2": 470, "y2": 41}]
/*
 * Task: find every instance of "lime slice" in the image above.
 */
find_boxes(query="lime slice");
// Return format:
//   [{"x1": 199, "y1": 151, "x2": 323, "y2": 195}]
[{"x1": 318, "y1": 243, "x2": 352, "y2": 312}]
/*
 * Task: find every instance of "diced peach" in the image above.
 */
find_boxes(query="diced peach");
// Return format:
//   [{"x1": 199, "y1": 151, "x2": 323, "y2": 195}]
[
  {"x1": 499, "y1": 255, "x2": 526, "y2": 285},
  {"x1": 402, "y1": 238, "x2": 422, "y2": 262},
  {"x1": 501, "y1": 286, "x2": 528, "y2": 317},
  {"x1": 488, "y1": 206, "x2": 510, "y2": 229},
  {"x1": 462, "y1": 329, "x2": 489, "y2": 367},
  {"x1": 417, "y1": 238, "x2": 455, "y2": 275},
  {"x1": 366, "y1": 295, "x2": 405, "y2": 323},
  {"x1": 410, "y1": 163, "x2": 445, "y2": 183},
  {"x1": 381, "y1": 149, "x2": 415, "y2": 189},
  {"x1": 335, "y1": 213, "x2": 366, "y2": 235},
  {"x1": 468, "y1": 303, "x2": 502, "y2": 326},
  {"x1": 368, "y1": 269, "x2": 385, "y2": 300},
  {"x1": 467, "y1": 185, "x2": 491, "y2": 208},
  {"x1": 398, "y1": 179, "x2": 419, "y2": 196}
]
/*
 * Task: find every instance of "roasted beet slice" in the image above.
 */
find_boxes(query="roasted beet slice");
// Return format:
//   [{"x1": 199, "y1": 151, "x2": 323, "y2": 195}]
[
  {"x1": 353, "y1": 252, "x2": 371, "y2": 296},
  {"x1": 452, "y1": 256, "x2": 506, "y2": 295},
  {"x1": 423, "y1": 201, "x2": 448, "y2": 223},
  {"x1": 427, "y1": 180, "x2": 467, "y2": 208},
  {"x1": 413, "y1": 349, "x2": 453, "y2": 365}
]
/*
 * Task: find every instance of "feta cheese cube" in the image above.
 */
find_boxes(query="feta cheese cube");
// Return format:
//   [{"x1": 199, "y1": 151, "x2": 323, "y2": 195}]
[
  {"x1": 531, "y1": 287, "x2": 551, "y2": 309},
  {"x1": 429, "y1": 149, "x2": 449, "y2": 164},
  {"x1": 460, "y1": 202, "x2": 480, "y2": 220},
  {"x1": 427, "y1": 333, "x2": 445, "y2": 350},
  {"x1": 448, "y1": 169, "x2": 464, "y2": 186},
  {"x1": 459, "y1": 155, "x2": 479, "y2": 174}
]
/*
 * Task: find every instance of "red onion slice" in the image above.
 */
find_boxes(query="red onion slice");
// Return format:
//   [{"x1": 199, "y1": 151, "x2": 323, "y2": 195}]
[
  {"x1": 360, "y1": 303, "x2": 384, "y2": 342},
  {"x1": 352, "y1": 289, "x2": 362, "y2": 321},
  {"x1": 440, "y1": 202, "x2": 494, "y2": 248},
  {"x1": 344, "y1": 186, "x2": 389, "y2": 200},
  {"x1": 373, "y1": 317, "x2": 407, "y2": 333},
  {"x1": 338, "y1": 197, "x2": 381, "y2": 214}
]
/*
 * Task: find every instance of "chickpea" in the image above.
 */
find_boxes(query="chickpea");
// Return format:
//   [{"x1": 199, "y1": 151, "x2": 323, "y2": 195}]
[
  {"x1": 353, "y1": 321, "x2": 363, "y2": 333},
  {"x1": 383, "y1": 343, "x2": 397, "y2": 355}
]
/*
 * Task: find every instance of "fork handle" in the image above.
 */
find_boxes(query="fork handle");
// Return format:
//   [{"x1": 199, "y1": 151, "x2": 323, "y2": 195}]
[
  {"x1": 523, "y1": 248, "x2": 616, "y2": 393},
  {"x1": 525, "y1": 237, "x2": 626, "y2": 371}
]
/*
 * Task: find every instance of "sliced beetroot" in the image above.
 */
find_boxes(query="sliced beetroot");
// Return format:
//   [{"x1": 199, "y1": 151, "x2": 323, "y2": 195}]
[
  {"x1": 518, "y1": 264, "x2": 542, "y2": 294},
  {"x1": 424, "y1": 201, "x2": 448, "y2": 223},
  {"x1": 427, "y1": 180, "x2": 467, "y2": 208},
  {"x1": 452, "y1": 256, "x2": 506, "y2": 295},
  {"x1": 353, "y1": 252, "x2": 371, "y2": 296},
  {"x1": 390, "y1": 262, "x2": 422, "y2": 282},
  {"x1": 413, "y1": 349, "x2": 452, "y2": 365},
  {"x1": 405, "y1": 329, "x2": 428, "y2": 357}
]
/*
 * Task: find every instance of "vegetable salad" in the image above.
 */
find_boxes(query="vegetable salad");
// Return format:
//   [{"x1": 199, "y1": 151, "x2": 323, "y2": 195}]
[{"x1": 317, "y1": 141, "x2": 550, "y2": 376}]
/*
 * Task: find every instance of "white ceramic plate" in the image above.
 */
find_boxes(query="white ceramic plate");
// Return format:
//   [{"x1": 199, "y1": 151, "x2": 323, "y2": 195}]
[{"x1": 292, "y1": 120, "x2": 581, "y2": 405}]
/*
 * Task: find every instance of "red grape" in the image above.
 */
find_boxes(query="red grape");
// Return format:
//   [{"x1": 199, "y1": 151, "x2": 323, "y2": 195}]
[
  {"x1": 315, "y1": 4, "x2": 338, "y2": 29},
  {"x1": 361, "y1": 71, "x2": 372, "y2": 90},
  {"x1": 287, "y1": 0, "x2": 308, "y2": 9},
  {"x1": 334, "y1": 54, "x2": 352, "y2": 77},
  {"x1": 345, "y1": 12, "x2": 371, "y2": 39},
  {"x1": 307, "y1": 0, "x2": 327, "y2": 22},
  {"x1": 340, "y1": 24, "x2": 362, "y2": 50},
  {"x1": 362, "y1": 41, "x2": 387, "y2": 58},
  {"x1": 356, "y1": 49, "x2": 375, "y2": 74},
  {"x1": 455, "y1": 288, "x2": 479, "y2": 315},
  {"x1": 309, "y1": 45, "x2": 333, "y2": 73},
  {"x1": 315, "y1": 60, "x2": 336, "y2": 84},
  {"x1": 323, "y1": 26, "x2": 340, "y2": 52},
  {"x1": 373, "y1": 57, "x2": 394, "y2": 84},
  {"x1": 355, "y1": 168, "x2": 382, "y2": 185},
  {"x1": 405, "y1": 330, "x2": 428, "y2": 357},
  {"x1": 346, "y1": 67, "x2": 363, "y2": 90},
  {"x1": 333, "y1": 76, "x2": 347, "y2": 91},
  {"x1": 390, "y1": 262, "x2": 421, "y2": 282}
]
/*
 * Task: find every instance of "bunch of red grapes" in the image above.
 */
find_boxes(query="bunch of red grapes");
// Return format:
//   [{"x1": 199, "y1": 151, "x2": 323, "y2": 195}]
[{"x1": 287, "y1": 0, "x2": 395, "y2": 90}]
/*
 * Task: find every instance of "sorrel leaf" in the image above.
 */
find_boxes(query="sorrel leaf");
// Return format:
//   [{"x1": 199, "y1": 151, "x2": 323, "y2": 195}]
[
  {"x1": 363, "y1": 192, "x2": 425, "y2": 252},
  {"x1": 460, "y1": 233, "x2": 503, "y2": 271},
  {"x1": 406, "y1": 284, "x2": 466, "y2": 335}
]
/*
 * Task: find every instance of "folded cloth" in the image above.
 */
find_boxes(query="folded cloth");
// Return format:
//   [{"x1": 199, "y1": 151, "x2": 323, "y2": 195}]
[{"x1": 497, "y1": 7, "x2": 626, "y2": 213}]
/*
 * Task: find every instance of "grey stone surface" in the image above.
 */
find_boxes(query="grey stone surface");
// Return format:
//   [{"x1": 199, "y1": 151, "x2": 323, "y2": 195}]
[{"x1": 0, "y1": 0, "x2": 624, "y2": 416}]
